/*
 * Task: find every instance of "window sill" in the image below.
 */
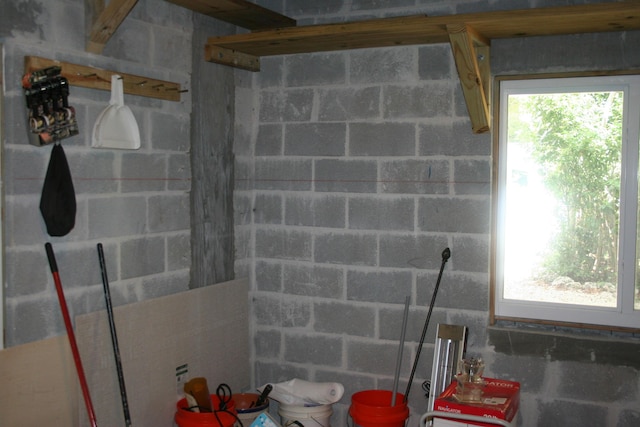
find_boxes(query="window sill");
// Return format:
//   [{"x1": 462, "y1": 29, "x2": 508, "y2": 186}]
[{"x1": 488, "y1": 322, "x2": 640, "y2": 370}]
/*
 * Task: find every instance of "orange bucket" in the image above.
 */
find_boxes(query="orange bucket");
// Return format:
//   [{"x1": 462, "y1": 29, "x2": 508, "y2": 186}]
[
  {"x1": 175, "y1": 394, "x2": 238, "y2": 427},
  {"x1": 349, "y1": 390, "x2": 409, "y2": 427}
]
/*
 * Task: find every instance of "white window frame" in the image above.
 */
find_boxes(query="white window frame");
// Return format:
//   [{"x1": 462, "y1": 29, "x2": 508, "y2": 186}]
[{"x1": 492, "y1": 72, "x2": 640, "y2": 331}]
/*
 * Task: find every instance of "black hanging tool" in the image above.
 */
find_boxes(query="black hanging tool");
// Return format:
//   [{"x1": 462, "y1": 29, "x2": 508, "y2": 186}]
[
  {"x1": 403, "y1": 247, "x2": 451, "y2": 403},
  {"x1": 97, "y1": 243, "x2": 132, "y2": 426}
]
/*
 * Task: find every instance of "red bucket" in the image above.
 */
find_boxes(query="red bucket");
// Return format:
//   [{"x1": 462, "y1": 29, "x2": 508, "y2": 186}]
[
  {"x1": 349, "y1": 390, "x2": 409, "y2": 427},
  {"x1": 175, "y1": 394, "x2": 238, "y2": 427}
]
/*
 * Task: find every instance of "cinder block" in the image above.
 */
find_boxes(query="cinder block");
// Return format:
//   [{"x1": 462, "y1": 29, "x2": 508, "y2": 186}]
[
  {"x1": 5, "y1": 298, "x2": 61, "y2": 346},
  {"x1": 450, "y1": 235, "x2": 489, "y2": 273},
  {"x1": 167, "y1": 232, "x2": 191, "y2": 271},
  {"x1": 557, "y1": 362, "x2": 638, "y2": 402},
  {"x1": 318, "y1": 87, "x2": 380, "y2": 121},
  {"x1": 418, "y1": 197, "x2": 490, "y2": 233},
  {"x1": 488, "y1": 353, "x2": 547, "y2": 394},
  {"x1": 418, "y1": 44, "x2": 453, "y2": 80},
  {"x1": 417, "y1": 271, "x2": 487, "y2": 311},
  {"x1": 255, "y1": 328, "x2": 282, "y2": 358},
  {"x1": 88, "y1": 196, "x2": 147, "y2": 238},
  {"x1": 314, "y1": 301, "x2": 376, "y2": 337},
  {"x1": 379, "y1": 234, "x2": 449, "y2": 269},
  {"x1": 283, "y1": 264, "x2": 344, "y2": 298},
  {"x1": 347, "y1": 269, "x2": 412, "y2": 303},
  {"x1": 255, "y1": 158, "x2": 313, "y2": 191},
  {"x1": 153, "y1": 27, "x2": 192, "y2": 72},
  {"x1": 349, "y1": 196, "x2": 414, "y2": 231},
  {"x1": 349, "y1": 123, "x2": 415, "y2": 156},
  {"x1": 346, "y1": 340, "x2": 401, "y2": 375},
  {"x1": 351, "y1": 48, "x2": 415, "y2": 84},
  {"x1": 285, "y1": 123, "x2": 346, "y2": 156},
  {"x1": 140, "y1": 270, "x2": 190, "y2": 300},
  {"x1": 380, "y1": 307, "x2": 445, "y2": 346},
  {"x1": 285, "y1": 194, "x2": 346, "y2": 228},
  {"x1": 419, "y1": 121, "x2": 491, "y2": 157},
  {"x1": 4, "y1": 147, "x2": 48, "y2": 195},
  {"x1": 315, "y1": 232, "x2": 377, "y2": 266},
  {"x1": 253, "y1": 294, "x2": 311, "y2": 327},
  {"x1": 284, "y1": 333, "x2": 343, "y2": 366},
  {"x1": 4, "y1": 249, "x2": 49, "y2": 297},
  {"x1": 255, "y1": 228, "x2": 313, "y2": 260},
  {"x1": 285, "y1": 53, "x2": 346, "y2": 87},
  {"x1": 617, "y1": 409, "x2": 640, "y2": 427},
  {"x1": 453, "y1": 159, "x2": 491, "y2": 195},
  {"x1": 66, "y1": 150, "x2": 117, "y2": 194},
  {"x1": 102, "y1": 20, "x2": 152, "y2": 66},
  {"x1": 148, "y1": 193, "x2": 190, "y2": 232},
  {"x1": 4, "y1": 197, "x2": 49, "y2": 246},
  {"x1": 254, "y1": 193, "x2": 283, "y2": 224},
  {"x1": 151, "y1": 111, "x2": 190, "y2": 152},
  {"x1": 258, "y1": 57, "x2": 285, "y2": 88},
  {"x1": 538, "y1": 399, "x2": 607, "y2": 427},
  {"x1": 256, "y1": 124, "x2": 284, "y2": 155},
  {"x1": 259, "y1": 89, "x2": 314, "y2": 122},
  {"x1": 121, "y1": 152, "x2": 167, "y2": 192},
  {"x1": 315, "y1": 159, "x2": 378, "y2": 193},
  {"x1": 380, "y1": 159, "x2": 450, "y2": 194},
  {"x1": 384, "y1": 83, "x2": 453, "y2": 118},
  {"x1": 120, "y1": 236, "x2": 165, "y2": 279},
  {"x1": 256, "y1": 261, "x2": 283, "y2": 292}
]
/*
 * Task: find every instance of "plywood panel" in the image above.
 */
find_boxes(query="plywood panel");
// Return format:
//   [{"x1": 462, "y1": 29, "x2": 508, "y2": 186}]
[
  {"x1": 0, "y1": 335, "x2": 78, "y2": 427},
  {"x1": 0, "y1": 278, "x2": 249, "y2": 427},
  {"x1": 74, "y1": 278, "x2": 250, "y2": 427}
]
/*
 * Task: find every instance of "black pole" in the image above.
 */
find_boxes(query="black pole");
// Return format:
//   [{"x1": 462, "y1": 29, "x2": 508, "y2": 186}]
[
  {"x1": 97, "y1": 243, "x2": 132, "y2": 426},
  {"x1": 403, "y1": 247, "x2": 451, "y2": 403}
]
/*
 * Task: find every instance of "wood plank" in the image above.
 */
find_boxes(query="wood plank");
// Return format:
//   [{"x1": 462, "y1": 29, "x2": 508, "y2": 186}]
[
  {"x1": 24, "y1": 56, "x2": 185, "y2": 102},
  {"x1": 87, "y1": 0, "x2": 139, "y2": 53},
  {"x1": 205, "y1": 2, "x2": 640, "y2": 59},
  {"x1": 448, "y1": 24, "x2": 491, "y2": 134},
  {"x1": 166, "y1": 0, "x2": 296, "y2": 29},
  {"x1": 205, "y1": 44, "x2": 261, "y2": 71}
]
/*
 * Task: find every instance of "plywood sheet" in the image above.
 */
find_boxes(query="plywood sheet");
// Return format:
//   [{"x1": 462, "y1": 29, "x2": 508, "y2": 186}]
[
  {"x1": 0, "y1": 278, "x2": 250, "y2": 427},
  {"x1": 0, "y1": 335, "x2": 78, "y2": 427},
  {"x1": 74, "y1": 277, "x2": 250, "y2": 427}
]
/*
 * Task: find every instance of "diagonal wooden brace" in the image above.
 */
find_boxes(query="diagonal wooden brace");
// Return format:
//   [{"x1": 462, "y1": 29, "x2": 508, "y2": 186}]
[
  {"x1": 447, "y1": 23, "x2": 491, "y2": 134},
  {"x1": 86, "y1": 0, "x2": 139, "y2": 54}
]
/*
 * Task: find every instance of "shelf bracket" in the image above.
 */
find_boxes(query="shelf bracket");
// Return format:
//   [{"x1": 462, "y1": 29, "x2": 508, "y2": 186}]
[
  {"x1": 86, "y1": 0, "x2": 139, "y2": 54},
  {"x1": 447, "y1": 23, "x2": 491, "y2": 134}
]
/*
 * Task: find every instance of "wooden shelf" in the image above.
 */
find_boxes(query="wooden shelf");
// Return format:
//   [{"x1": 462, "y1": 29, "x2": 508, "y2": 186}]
[
  {"x1": 165, "y1": 0, "x2": 295, "y2": 30},
  {"x1": 205, "y1": 2, "x2": 640, "y2": 67},
  {"x1": 204, "y1": 1, "x2": 640, "y2": 134}
]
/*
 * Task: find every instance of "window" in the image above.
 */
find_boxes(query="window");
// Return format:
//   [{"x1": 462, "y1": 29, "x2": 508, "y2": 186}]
[{"x1": 492, "y1": 72, "x2": 640, "y2": 330}]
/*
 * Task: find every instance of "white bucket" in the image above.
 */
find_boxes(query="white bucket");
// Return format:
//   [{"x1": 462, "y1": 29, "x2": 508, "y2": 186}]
[{"x1": 278, "y1": 403, "x2": 333, "y2": 427}]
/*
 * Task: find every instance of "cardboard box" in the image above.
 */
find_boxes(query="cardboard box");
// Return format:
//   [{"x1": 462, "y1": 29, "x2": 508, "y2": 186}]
[{"x1": 432, "y1": 378, "x2": 520, "y2": 426}]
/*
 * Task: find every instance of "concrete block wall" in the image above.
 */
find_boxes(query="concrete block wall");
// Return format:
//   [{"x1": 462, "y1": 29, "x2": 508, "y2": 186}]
[
  {"x1": 235, "y1": 1, "x2": 640, "y2": 426},
  {"x1": 1, "y1": 0, "x2": 193, "y2": 347}
]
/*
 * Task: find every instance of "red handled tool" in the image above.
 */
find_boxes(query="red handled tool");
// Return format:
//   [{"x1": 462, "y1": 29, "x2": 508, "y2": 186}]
[{"x1": 45, "y1": 243, "x2": 98, "y2": 427}]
